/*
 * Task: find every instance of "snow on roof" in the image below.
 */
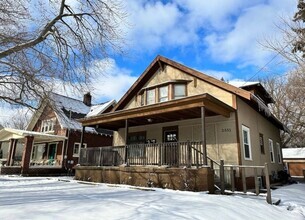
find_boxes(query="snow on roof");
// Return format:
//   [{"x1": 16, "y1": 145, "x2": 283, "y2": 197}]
[
  {"x1": 282, "y1": 148, "x2": 305, "y2": 159},
  {"x1": 229, "y1": 81, "x2": 260, "y2": 88},
  {"x1": 50, "y1": 93, "x2": 114, "y2": 134},
  {"x1": 86, "y1": 100, "x2": 116, "y2": 118}
]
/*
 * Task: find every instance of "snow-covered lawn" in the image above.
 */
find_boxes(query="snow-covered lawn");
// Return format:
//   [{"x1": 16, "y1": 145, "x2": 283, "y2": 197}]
[{"x1": 0, "y1": 176, "x2": 304, "y2": 220}]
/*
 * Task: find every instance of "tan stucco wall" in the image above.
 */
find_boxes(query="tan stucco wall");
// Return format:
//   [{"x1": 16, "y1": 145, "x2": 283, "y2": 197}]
[
  {"x1": 113, "y1": 113, "x2": 239, "y2": 164},
  {"x1": 124, "y1": 65, "x2": 234, "y2": 109},
  {"x1": 236, "y1": 97, "x2": 283, "y2": 175}
]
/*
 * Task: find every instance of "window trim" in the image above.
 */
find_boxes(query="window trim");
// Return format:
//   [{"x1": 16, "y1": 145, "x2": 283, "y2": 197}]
[
  {"x1": 242, "y1": 125, "x2": 252, "y2": 160},
  {"x1": 159, "y1": 85, "x2": 169, "y2": 102},
  {"x1": 41, "y1": 119, "x2": 55, "y2": 133},
  {"x1": 173, "y1": 83, "x2": 186, "y2": 99},
  {"x1": 73, "y1": 142, "x2": 87, "y2": 157},
  {"x1": 269, "y1": 139, "x2": 275, "y2": 163},
  {"x1": 276, "y1": 142, "x2": 282, "y2": 164}
]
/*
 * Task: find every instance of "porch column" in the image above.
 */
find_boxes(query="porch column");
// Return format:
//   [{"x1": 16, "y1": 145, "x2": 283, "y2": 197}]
[
  {"x1": 21, "y1": 136, "x2": 34, "y2": 175},
  {"x1": 201, "y1": 107, "x2": 207, "y2": 165},
  {"x1": 7, "y1": 139, "x2": 17, "y2": 166},
  {"x1": 80, "y1": 126, "x2": 85, "y2": 149},
  {"x1": 124, "y1": 119, "x2": 129, "y2": 165}
]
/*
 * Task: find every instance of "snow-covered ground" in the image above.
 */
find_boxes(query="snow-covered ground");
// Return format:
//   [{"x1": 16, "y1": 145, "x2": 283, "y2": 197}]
[{"x1": 0, "y1": 176, "x2": 304, "y2": 220}]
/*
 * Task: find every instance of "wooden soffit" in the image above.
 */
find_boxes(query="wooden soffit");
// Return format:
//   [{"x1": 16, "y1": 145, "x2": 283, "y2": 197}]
[{"x1": 81, "y1": 94, "x2": 235, "y2": 130}]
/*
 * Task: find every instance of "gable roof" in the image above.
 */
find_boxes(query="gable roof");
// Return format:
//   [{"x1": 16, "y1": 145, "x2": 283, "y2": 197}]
[
  {"x1": 113, "y1": 55, "x2": 251, "y2": 111},
  {"x1": 27, "y1": 92, "x2": 115, "y2": 133}
]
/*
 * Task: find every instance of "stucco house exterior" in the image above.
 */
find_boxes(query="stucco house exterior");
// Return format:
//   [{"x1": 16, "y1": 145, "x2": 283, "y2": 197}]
[
  {"x1": 76, "y1": 55, "x2": 285, "y2": 191},
  {"x1": 0, "y1": 92, "x2": 114, "y2": 175}
]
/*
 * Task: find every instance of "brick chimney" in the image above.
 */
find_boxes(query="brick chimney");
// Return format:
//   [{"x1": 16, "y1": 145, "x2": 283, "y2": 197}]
[{"x1": 83, "y1": 92, "x2": 92, "y2": 106}]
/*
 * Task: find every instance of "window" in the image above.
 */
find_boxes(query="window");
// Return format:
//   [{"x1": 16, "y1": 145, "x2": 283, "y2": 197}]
[
  {"x1": 259, "y1": 133, "x2": 265, "y2": 154},
  {"x1": 41, "y1": 119, "x2": 55, "y2": 133},
  {"x1": 73, "y1": 143, "x2": 87, "y2": 157},
  {"x1": 173, "y1": 84, "x2": 186, "y2": 99},
  {"x1": 159, "y1": 86, "x2": 168, "y2": 102},
  {"x1": 269, "y1": 139, "x2": 275, "y2": 163},
  {"x1": 128, "y1": 132, "x2": 146, "y2": 157},
  {"x1": 146, "y1": 89, "x2": 155, "y2": 105},
  {"x1": 140, "y1": 93, "x2": 145, "y2": 106},
  {"x1": 276, "y1": 142, "x2": 282, "y2": 164},
  {"x1": 242, "y1": 125, "x2": 252, "y2": 160}
]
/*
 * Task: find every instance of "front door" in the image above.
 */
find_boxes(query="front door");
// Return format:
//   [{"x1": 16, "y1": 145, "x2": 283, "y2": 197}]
[{"x1": 163, "y1": 126, "x2": 179, "y2": 166}]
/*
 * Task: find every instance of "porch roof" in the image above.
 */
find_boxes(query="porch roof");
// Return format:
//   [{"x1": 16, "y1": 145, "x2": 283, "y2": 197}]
[
  {"x1": 80, "y1": 94, "x2": 235, "y2": 130},
  {"x1": 0, "y1": 128, "x2": 67, "y2": 142}
]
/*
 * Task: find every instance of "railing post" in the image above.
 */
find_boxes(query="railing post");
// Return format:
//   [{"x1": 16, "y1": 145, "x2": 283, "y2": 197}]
[
  {"x1": 242, "y1": 167, "x2": 247, "y2": 193},
  {"x1": 124, "y1": 145, "x2": 129, "y2": 166},
  {"x1": 230, "y1": 166, "x2": 235, "y2": 192},
  {"x1": 210, "y1": 159, "x2": 214, "y2": 170},
  {"x1": 220, "y1": 159, "x2": 225, "y2": 194},
  {"x1": 196, "y1": 150, "x2": 199, "y2": 169},
  {"x1": 187, "y1": 141, "x2": 192, "y2": 168},
  {"x1": 99, "y1": 147, "x2": 102, "y2": 166},
  {"x1": 254, "y1": 167, "x2": 259, "y2": 195},
  {"x1": 264, "y1": 163, "x2": 272, "y2": 204},
  {"x1": 158, "y1": 143, "x2": 162, "y2": 166}
]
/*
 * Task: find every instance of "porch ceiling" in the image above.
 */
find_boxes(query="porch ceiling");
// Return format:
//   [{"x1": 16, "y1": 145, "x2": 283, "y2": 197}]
[
  {"x1": 81, "y1": 94, "x2": 236, "y2": 130},
  {"x1": 0, "y1": 128, "x2": 67, "y2": 142}
]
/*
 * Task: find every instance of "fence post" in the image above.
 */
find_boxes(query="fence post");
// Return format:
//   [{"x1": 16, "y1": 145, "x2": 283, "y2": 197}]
[
  {"x1": 242, "y1": 167, "x2": 247, "y2": 193},
  {"x1": 230, "y1": 166, "x2": 235, "y2": 192},
  {"x1": 187, "y1": 141, "x2": 192, "y2": 168},
  {"x1": 220, "y1": 159, "x2": 225, "y2": 194},
  {"x1": 210, "y1": 159, "x2": 214, "y2": 170},
  {"x1": 264, "y1": 163, "x2": 272, "y2": 204},
  {"x1": 254, "y1": 167, "x2": 259, "y2": 195}
]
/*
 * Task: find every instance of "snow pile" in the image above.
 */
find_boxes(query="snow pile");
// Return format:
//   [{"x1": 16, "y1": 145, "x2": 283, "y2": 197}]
[{"x1": 0, "y1": 176, "x2": 303, "y2": 220}]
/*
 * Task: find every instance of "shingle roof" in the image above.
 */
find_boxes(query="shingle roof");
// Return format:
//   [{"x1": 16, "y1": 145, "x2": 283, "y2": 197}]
[{"x1": 282, "y1": 148, "x2": 305, "y2": 159}]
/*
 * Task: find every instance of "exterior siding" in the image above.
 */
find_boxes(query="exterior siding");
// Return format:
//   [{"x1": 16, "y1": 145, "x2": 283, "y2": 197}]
[
  {"x1": 124, "y1": 65, "x2": 234, "y2": 110},
  {"x1": 113, "y1": 114, "x2": 239, "y2": 164},
  {"x1": 236, "y1": 97, "x2": 283, "y2": 176}
]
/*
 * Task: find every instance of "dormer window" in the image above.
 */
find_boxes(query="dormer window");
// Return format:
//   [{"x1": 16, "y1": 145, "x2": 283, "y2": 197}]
[
  {"x1": 146, "y1": 89, "x2": 155, "y2": 105},
  {"x1": 159, "y1": 86, "x2": 168, "y2": 102},
  {"x1": 174, "y1": 84, "x2": 186, "y2": 99},
  {"x1": 139, "y1": 80, "x2": 188, "y2": 106},
  {"x1": 41, "y1": 119, "x2": 55, "y2": 133}
]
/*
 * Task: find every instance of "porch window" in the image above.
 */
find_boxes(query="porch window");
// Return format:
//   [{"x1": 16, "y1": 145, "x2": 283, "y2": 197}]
[
  {"x1": 146, "y1": 89, "x2": 155, "y2": 105},
  {"x1": 276, "y1": 142, "x2": 281, "y2": 163},
  {"x1": 73, "y1": 142, "x2": 87, "y2": 157},
  {"x1": 127, "y1": 132, "x2": 146, "y2": 157},
  {"x1": 269, "y1": 139, "x2": 275, "y2": 163},
  {"x1": 173, "y1": 84, "x2": 186, "y2": 99},
  {"x1": 242, "y1": 125, "x2": 252, "y2": 160},
  {"x1": 30, "y1": 143, "x2": 58, "y2": 166},
  {"x1": 159, "y1": 86, "x2": 168, "y2": 102},
  {"x1": 259, "y1": 133, "x2": 265, "y2": 154},
  {"x1": 41, "y1": 119, "x2": 55, "y2": 133}
]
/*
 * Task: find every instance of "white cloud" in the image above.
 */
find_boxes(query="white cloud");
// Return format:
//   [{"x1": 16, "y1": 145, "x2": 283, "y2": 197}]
[{"x1": 89, "y1": 59, "x2": 137, "y2": 103}]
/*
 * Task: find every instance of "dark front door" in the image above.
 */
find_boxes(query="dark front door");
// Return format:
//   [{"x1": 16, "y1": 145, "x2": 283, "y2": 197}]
[{"x1": 163, "y1": 126, "x2": 179, "y2": 166}]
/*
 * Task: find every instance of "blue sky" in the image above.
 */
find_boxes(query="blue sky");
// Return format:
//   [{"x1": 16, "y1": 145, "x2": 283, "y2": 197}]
[
  {"x1": 0, "y1": 0, "x2": 298, "y2": 123},
  {"x1": 87, "y1": 0, "x2": 296, "y2": 103}
]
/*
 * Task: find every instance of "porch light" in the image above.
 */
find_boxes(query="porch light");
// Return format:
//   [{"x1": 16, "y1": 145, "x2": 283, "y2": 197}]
[{"x1": 147, "y1": 118, "x2": 153, "y2": 123}]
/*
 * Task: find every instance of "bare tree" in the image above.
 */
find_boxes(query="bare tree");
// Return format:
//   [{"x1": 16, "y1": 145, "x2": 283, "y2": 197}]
[
  {"x1": 0, "y1": 0, "x2": 126, "y2": 109},
  {"x1": 2, "y1": 108, "x2": 33, "y2": 130},
  {"x1": 264, "y1": 70, "x2": 305, "y2": 148}
]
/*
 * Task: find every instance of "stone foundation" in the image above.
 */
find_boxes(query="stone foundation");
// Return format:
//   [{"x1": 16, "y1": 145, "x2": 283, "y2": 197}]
[{"x1": 75, "y1": 166, "x2": 214, "y2": 193}]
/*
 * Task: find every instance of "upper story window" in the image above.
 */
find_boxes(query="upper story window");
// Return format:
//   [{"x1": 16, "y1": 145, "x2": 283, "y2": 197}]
[
  {"x1": 276, "y1": 142, "x2": 281, "y2": 164},
  {"x1": 269, "y1": 139, "x2": 275, "y2": 163},
  {"x1": 159, "y1": 86, "x2": 169, "y2": 102},
  {"x1": 174, "y1": 84, "x2": 186, "y2": 99},
  {"x1": 41, "y1": 119, "x2": 55, "y2": 133},
  {"x1": 242, "y1": 125, "x2": 252, "y2": 160},
  {"x1": 146, "y1": 89, "x2": 155, "y2": 105}
]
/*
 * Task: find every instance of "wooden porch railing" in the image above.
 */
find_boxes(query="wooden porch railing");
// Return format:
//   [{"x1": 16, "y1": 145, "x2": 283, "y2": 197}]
[{"x1": 79, "y1": 141, "x2": 206, "y2": 167}]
